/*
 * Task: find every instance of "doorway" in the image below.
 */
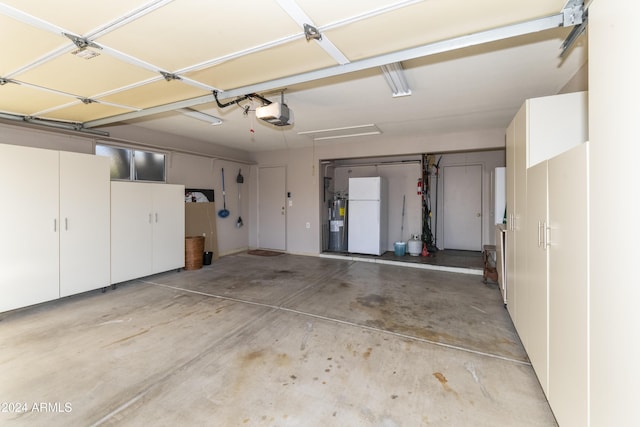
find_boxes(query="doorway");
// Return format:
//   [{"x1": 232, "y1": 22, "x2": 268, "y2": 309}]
[
  {"x1": 443, "y1": 164, "x2": 482, "y2": 251},
  {"x1": 257, "y1": 166, "x2": 286, "y2": 251}
]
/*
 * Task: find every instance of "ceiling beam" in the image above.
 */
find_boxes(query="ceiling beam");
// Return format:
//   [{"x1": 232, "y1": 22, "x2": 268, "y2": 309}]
[{"x1": 84, "y1": 13, "x2": 565, "y2": 128}]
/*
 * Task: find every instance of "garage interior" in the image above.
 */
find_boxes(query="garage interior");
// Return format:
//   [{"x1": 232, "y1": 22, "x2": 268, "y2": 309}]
[{"x1": 1, "y1": 1, "x2": 638, "y2": 426}]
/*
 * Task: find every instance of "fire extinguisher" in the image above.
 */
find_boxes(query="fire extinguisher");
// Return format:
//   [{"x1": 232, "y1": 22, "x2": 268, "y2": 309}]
[{"x1": 417, "y1": 178, "x2": 422, "y2": 196}]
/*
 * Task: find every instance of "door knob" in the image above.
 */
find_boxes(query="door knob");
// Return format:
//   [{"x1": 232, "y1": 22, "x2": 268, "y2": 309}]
[{"x1": 476, "y1": 213, "x2": 481, "y2": 217}]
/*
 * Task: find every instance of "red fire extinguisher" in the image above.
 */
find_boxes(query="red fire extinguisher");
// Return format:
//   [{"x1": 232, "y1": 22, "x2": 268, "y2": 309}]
[{"x1": 417, "y1": 178, "x2": 422, "y2": 196}]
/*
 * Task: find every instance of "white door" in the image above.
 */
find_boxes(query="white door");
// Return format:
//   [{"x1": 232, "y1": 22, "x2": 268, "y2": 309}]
[
  {"x1": 442, "y1": 164, "x2": 482, "y2": 250},
  {"x1": 59, "y1": 152, "x2": 111, "y2": 296},
  {"x1": 258, "y1": 166, "x2": 286, "y2": 251},
  {"x1": 0, "y1": 144, "x2": 60, "y2": 312}
]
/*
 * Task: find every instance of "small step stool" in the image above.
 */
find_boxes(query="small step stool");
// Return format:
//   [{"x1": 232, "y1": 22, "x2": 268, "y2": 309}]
[{"x1": 482, "y1": 244, "x2": 498, "y2": 284}]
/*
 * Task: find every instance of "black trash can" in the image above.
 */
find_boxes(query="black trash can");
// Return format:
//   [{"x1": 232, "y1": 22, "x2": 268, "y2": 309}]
[{"x1": 203, "y1": 251, "x2": 213, "y2": 265}]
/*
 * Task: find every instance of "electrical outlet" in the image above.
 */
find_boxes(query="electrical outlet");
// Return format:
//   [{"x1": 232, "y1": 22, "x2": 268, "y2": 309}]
[{"x1": 305, "y1": 222, "x2": 311, "y2": 229}]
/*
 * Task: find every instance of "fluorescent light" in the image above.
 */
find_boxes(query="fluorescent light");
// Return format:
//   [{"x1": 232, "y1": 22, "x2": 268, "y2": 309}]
[
  {"x1": 298, "y1": 124, "x2": 381, "y2": 141},
  {"x1": 178, "y1": 108, "x2": 222, "y2": 125},
  {"x1": 380, "y1": 62, "x2": 412, "y2": 97}
]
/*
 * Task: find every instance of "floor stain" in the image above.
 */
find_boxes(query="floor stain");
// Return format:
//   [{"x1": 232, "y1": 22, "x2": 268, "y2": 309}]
[
  {"x1": 433, "y1": 372, "x2": 459, "y2": 397},
  {"x1": 103, "y1": 328, "x2": 149, "y2": 347},
  {"x1": 357, "y1": 294, "x2": 390, "y2": 308},
  {"x1": 363, "y1": 347, "x2": 372, "y2": 360}
]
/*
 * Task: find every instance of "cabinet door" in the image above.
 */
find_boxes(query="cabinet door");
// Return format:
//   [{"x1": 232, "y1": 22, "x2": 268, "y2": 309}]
[
  {"x1": 548, "y1": 142, "x2": 588, "y2": 427},
  {"x1": 0, "y1": 144, "x2": 59, "y2": 312},
  {"x1": 527, "y1": 92, "x2": 588, "y2": 168},
  {"x1": 151, "y1": 184, "x2": 185, "y2": 273},
  {"x1": 59, "y1": 152, "x2": 111, "y2": 296},
  {"x1": 505, "y1": 103, "x2": 527, "y2": 322},
  {"x1": 524, "y1": 160, "x2": 549, "y2": 395},
  {"x1": 111, "y1": 182, "x2": 153, "y2": 284}
]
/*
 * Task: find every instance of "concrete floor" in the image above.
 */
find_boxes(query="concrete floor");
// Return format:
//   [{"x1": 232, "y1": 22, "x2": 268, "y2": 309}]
[{"x1": 0, "y1": 253, "x2": 556, "y2": 426}]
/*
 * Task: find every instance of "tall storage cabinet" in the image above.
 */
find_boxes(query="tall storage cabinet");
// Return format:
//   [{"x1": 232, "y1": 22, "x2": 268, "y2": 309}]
[
  {"x1": 505, "y1": 92, "x2": 589, "y2": 426},
  {"x1": 0, "y1": 144, "x2": 60, "y2": 312},
  {"x1": 524, "y1": 159, "x2": 549, "y2": 395},
  {"x1": 111, "y1": 182, "x2": 185, "y2": 284},
  {"x1": 547, "y1": 142, "x2": 589, "y2": 427},
  {"x1": 0, "y1": 144, "x2": 111, "y2": 312},
  {"x1": 505, "y1": 103, "x2": 526, "y2": 324},
  {"x1": 59, "y1": 152, "x2": 111, "y2": 297}
]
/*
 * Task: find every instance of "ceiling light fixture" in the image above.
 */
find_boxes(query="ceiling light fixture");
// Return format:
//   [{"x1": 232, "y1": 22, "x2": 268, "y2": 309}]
[
  {"x1": 71, "y1": 47, "x2": 100, "y2": 60},
  {"x1": 178, "y1": 108, "x2": 222, "y2": 125},
  {"x1": 380, "y1": 62, "x2": 411, "y2": 97},
  {"x1": 298, "y1": 124, "x2": 381, "y2": 141}
]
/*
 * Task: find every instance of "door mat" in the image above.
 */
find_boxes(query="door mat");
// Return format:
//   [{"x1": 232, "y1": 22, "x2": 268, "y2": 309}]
[{"x1": 247, "y1": 250, "x2": 284, "y2": 257}]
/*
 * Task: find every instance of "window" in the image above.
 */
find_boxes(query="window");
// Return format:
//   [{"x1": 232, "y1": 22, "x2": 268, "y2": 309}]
[{"x1": 96, "y1": 143, "x2": 166, "y2": 182}]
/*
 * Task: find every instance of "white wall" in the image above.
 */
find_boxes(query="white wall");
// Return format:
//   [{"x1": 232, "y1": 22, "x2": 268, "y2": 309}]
[
  {"x1": 0, "y1": 122, "x2": 94, "y2": 154},
  {"x1": 169, "y1": 153, "x2": 250, "y2": 256},
  {"x1": 334, "y1": 162, "x2": 422, "y2": 249}
]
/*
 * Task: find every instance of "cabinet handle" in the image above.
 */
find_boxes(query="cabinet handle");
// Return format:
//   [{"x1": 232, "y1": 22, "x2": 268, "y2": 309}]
[
  {"x1": 537, "y1": 221, "x2": 542, "y2": 247},
  {"x1": 543, "y1": 223, "x2": 550, "y2": 250},
  {"x1": 53, "y1": 219, "x2": 57, "y2": 232},
  {"x1": 65, "y1": 217, "x2": 68, "y2": 231},
  {"x1": 155, "y1": 213, "x2": 158, "y2": 223},
  {"x1": 149, "y1": 213, "x2": 153, "y2": 224}
]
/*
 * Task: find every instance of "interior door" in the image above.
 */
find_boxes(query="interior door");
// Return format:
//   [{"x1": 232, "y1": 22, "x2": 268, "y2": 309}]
[
  {"x1": 258, "y1": 166, "x2": 286, "y2": 251},
  {"x1": 442, "y1": 164, "x2": 482, "y2": 250}
]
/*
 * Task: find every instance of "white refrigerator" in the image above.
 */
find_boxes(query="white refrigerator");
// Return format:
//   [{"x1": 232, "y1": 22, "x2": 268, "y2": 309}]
[{"x1": 348, "y1": 176, "x2": 388, "y2": 255}]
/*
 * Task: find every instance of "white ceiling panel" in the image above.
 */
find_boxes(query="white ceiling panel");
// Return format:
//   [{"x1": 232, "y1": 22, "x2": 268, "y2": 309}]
[
  {"x1": 0, "y1": 0, "x2": 155, "y2": 35},
  {"x1": 13, "y1": 52, "x2": 158, "y2": 97},
  {"x1": 0, "y1": 82, "x2": 73, "y2": 116},
  {"x1": 185, "y1": 38, "x2": 337, "y2": 90},
  {"x1": 99, "y1": 79, "x2": 210, "y2": 110},
  {"x1": 0, "y1": 15, "x2": 68, "y2": 75},
  {"x1": 98, "y1": 0, "x2": 303, "y2": 72}
]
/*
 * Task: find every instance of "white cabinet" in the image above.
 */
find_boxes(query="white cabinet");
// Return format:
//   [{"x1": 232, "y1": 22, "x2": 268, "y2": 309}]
[
  {"x1": 150, "y1": 184, "x2": 186, "y2": 274},
  {"x1": 505, "y1": 93, "x2": 589, "y2": 426},
  {"x1": 505, "y1": 102, "x2": 527, "y2": 324},
  {"x1": 0, "y1": 144, "x2": 60, "y2": 312},
  {"x1": 111, "y1": 182, "x2": 185, "y2": 284},
  {"x1": 59, "y1": 152, "x2": 111, "y2": 297},
  {"x1": 523, "y1": 159, "x2": 549, "y2": 394},
  {"x1": 547, "y1": 142, "x2": 589, "y2": 427},
  {"x1": 0, "y1": 144, "x2": 110, "y2": 312},
  {"x1": 505, "y1": 92, "x2": 587, "y2": 326}
]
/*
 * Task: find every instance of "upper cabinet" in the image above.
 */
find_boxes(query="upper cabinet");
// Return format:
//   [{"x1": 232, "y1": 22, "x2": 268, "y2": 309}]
[{"x1": 527, "y1": 91, "x2": 589, "y2": 168}]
